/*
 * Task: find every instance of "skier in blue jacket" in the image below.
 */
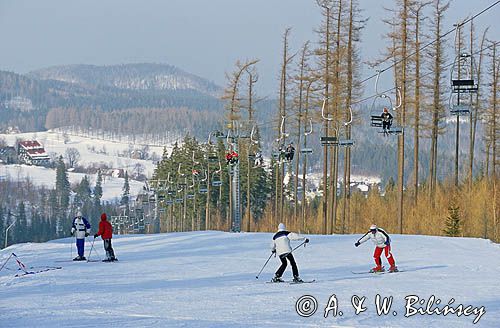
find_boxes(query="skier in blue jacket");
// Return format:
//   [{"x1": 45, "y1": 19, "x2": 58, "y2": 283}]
[{"x1": 71, "y1": 211, "x2": 91, "y2": 261}]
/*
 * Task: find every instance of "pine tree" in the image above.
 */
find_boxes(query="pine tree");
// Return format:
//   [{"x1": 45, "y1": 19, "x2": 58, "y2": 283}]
[
  {"x1": 75, "y1": 176, "x2": 93, "y2": 225},
  {"x1": 444, "y1": 204, "x2": 461, "y2": 237},
  {"x1": 75, "y1": 176, "x2": 91, "y2": 207},
  {"x1": 55, "y1": 155, "x2": 70, "y2": 236},
  {"x1": 92, "y1": 170, "x2": 103, "y2": 226},
  {"x1": 55, "y1": 156, "x2": 70, "y2": 210},
  {"x1": 0, "y1": 206, "x2": 5, "y2": 248},
  {"x1": 121, "y1": 171, "x2": 130, "y2": 217},
  {"x1": 14, "y1": 202, "x2": 27, "y2": 244},
  {"x1": 94, "y1": 170, "x2": 103, "y2": 205}
]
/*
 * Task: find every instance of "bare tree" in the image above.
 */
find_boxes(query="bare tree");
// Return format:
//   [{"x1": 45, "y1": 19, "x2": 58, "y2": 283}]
[
  {"x1": 222, "y1": 58, "x2": 259, "y2": 231},
  {"x1": 409, "y1": 0, "x2": 431, "y2": 205},
  {"x1": 275, "y1": 27, "x2": 295, "y2": 228},
  {"x1": 65, "y1": 147, "x2": 81, "y2": 168},
  {"x1": 315, "y1": 0, "x2": 334, "y2": 234},
  {"x1": 133, "y1": 162, "x2": 145, "y2": 179},
  {"x1": 427, "y1": 0, "x2": 449, "y2": 202},
  {"x1": 468, "y1": 26, "x2": 489, "y2": 190}
]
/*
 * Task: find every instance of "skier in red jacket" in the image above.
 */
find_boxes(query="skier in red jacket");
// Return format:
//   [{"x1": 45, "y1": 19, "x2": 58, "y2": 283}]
[{"x1": 94, "y1": 213, "x2": 117, "y2": 262}]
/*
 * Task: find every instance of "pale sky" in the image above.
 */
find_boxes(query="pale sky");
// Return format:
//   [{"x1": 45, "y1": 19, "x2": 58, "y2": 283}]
[{"x1": 0, "y1": 0, "x2": 498, "y2": 94}]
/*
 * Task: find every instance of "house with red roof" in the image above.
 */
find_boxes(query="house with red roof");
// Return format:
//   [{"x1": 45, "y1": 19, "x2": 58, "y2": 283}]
[{"x1": 17, "y1": 140, "x2": 50, "y2": 166}]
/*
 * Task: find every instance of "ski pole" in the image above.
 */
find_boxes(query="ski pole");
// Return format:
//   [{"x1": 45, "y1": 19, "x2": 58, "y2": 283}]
[
  {"x1": 255, "y1": 253, "x2": 274, "y2": 279},
  {"x1": 87, "y1": 237, "x2": 96, "y2": 262},
  {"x1": 0, "y1": 253, "x2": 14, "y2": 273},
  {"x1": 93, "y1": 244, "x2": 101, "y2": 257},
  {"x1": 290, "y1": 240, "x2": 307, "y2": 253}
]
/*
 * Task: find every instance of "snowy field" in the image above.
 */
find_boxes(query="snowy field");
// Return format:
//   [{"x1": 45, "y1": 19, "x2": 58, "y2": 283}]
[
  {"x1": 0, "y1": 164, "x2": 144, "y2": 202},
  {"x1": 0, "y1": 130, "x2": 170, "y2": 177},
  {"x1": 0, "y1": 231, "x2": 499, "y2": 328},
  {"x1": 0, "y1": 129, "x2": 176, "y2": 201}
]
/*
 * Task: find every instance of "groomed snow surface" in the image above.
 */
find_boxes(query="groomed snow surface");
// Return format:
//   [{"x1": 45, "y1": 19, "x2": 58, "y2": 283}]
[{"x1": 1, "y1": 231, "x2": 499, "y2": 328}]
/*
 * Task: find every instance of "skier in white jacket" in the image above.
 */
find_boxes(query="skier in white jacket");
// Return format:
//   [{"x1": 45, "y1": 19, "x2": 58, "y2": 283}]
[
  {"x1": 355, "y1": 224, "x2": 398, "y2": 272},
  {"x1": 70, "y1": 211, "x2": 91, "y2": 261},
  {"x1": 270, "y1": 223, "x2": 309, "y2": 282}
]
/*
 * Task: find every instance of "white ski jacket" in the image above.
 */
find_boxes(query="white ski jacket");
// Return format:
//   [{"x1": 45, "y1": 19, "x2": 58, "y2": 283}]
[
  {"x1": 71, "y1": 216, "x2": 91, "y2": 239},
  {"x1": 271, "y1": 230, "x2": 305, "y2": 256},
  {"x1": 358, "y1": 228, "x2": 390, "y2": 248}
]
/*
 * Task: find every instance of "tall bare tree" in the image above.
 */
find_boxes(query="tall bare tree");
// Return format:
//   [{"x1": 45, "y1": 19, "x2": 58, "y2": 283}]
[
  {"x1": 468, "y1": 26, "x2": 489, "y2": 189},
  {"x1": 341, "y1": 0, "x2": 365, "y2": 233},
  {"x1": 275, "y1": 28, "x2": 295, "y2": 228},
  {"x1": 315, "y1": 0, "x2": 334, "y2": 234},
  {"x1": 222, "y1": 59, "x2": 259, "y2": 231},
  {"x1": 409, "y1": 1, "x2": 430, "y2": 205},
  {"x1": 245, "y1": 65, "x2": 259, "y2": 232},
  {"x1": 293, "y1": 41, "x2": 312, "y2": 224},
  {"x1": 427, "y1": 0, "x2": 449, "y2": 202}
]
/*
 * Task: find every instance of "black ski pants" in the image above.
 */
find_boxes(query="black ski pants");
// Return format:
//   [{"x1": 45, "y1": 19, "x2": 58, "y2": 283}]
[
  {"x1": 103, "y1": 239, "x2": 115, "y2": 260},
  {"x1": 276, "y1": 253, "x2": 299, "y2": 277}
]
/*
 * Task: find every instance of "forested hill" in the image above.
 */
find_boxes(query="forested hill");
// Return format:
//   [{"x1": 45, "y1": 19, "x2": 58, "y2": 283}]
[
  {"x1": 0, "y1": 66, "x2": 224, "y2": 135},
  {"x1": 28, "y1": 63, "x2": 222, "y2": 97}
]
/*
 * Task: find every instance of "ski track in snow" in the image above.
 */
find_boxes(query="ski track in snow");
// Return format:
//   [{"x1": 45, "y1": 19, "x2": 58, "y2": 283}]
[{"x1": 0, "y1": 232, "x2": 499, "y2": 328}]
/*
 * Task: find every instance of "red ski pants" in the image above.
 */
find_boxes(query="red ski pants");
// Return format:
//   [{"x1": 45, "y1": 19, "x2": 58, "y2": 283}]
[{"x1": 373, "y1": 245, "x2": 395, "y2": 267}]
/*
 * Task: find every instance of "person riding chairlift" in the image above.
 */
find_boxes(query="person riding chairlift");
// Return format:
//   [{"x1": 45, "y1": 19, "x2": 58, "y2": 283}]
[
  {"x1": 381, "y1": 107, "x2": 393, "y2": 136},
  {"x1": 226, "y1": 150, "x2": 239, "y2": 165},
  {"x1": 285, "y1": 143, "x2": 295, "y2": 162},
  {"x1": 254, "y1": 151, "x2": 264, "y2": 167}
]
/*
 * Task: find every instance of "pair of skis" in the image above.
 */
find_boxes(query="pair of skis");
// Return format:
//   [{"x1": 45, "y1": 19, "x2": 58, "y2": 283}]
[
  {"x1": 351, "y1": 267, "x2": 402, "y2": 275},
  {"x1": 15, "y1": 266, "x2": 62, "y2": 277},
  {"x1": 267, "y1": 279, "x2": 316, "y2": 284}
]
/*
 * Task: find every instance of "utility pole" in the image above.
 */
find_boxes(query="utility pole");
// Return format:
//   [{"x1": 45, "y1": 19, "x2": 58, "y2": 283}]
[{"x1": 4, "y1": 215, "x2": 17, "y2": 248}]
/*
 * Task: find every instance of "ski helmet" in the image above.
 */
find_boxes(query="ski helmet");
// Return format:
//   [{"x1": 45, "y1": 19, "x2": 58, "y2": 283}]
[
  {"x1": 278, "y1": 223, "x2": 286, "y2": 231},
  {"x1": 370, "y1": 224, "x2": 377, "y2": 232}
]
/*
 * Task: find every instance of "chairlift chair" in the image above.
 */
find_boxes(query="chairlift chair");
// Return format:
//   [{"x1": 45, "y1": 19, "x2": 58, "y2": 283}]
[
  {"x1": 449, "y1": 86, "x2": 472, "y2": 116},
  {"x1": 450, "y1": 53, "x2": 478, "y2": 94},
  {"x1": 369, "y1": 94, "x2": 403, "y2": 136},
  {"x1": 450, "y1": 104, "x2": 471, "y2": 116},
  {"x1": 320, "y1": 136, "x2": 338, "y2": 146},
  {"x1": 211, "y1": 170, "x2": 222, "y2": 187},
  {"x1": 339, "y1": 139, "x2": 355, "y2": 147},
  {"x1": 368, "y1": 72, "x2": 404, "y2": 136}
]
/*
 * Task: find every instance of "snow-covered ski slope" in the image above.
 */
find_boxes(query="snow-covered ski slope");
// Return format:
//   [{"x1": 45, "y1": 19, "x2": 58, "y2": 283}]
[{"x1": 1, "y1": 231, "x2": 499, "y2": 328}]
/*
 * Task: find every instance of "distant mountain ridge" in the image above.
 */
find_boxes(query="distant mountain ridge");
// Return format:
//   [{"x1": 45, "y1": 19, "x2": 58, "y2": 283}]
[
  {"x1": 0, "y1": 65, "x2": 224, "y2": 137},
  {"x1": 28, "y1": 63, "x2": 223, "y2": 97}
]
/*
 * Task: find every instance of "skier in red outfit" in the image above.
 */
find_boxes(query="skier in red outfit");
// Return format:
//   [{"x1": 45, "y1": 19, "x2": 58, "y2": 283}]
[
  {"x1": 94, "y1": 213, "x2": 117, "y2": 262},
  {"x1": 226, "y1": 150, "x2": 239, "y2": 165},
  {"x1": 355, "y1": 224, "x2": 398, "y2": 272},
  {"x1": 230, "y1": 150, "x2": 238, "y2": 163}
]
